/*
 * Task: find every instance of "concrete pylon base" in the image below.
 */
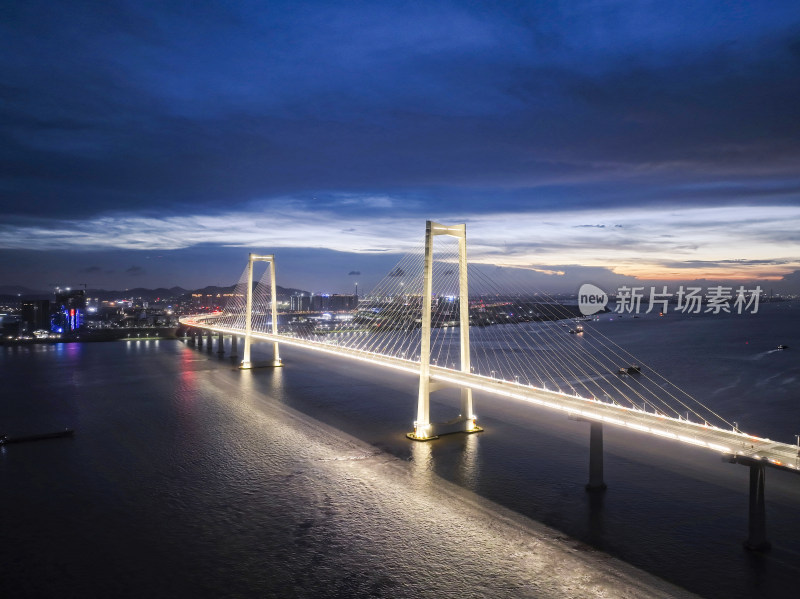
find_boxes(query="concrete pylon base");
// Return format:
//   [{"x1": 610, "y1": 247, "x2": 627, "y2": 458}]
[
  {"x1": 406, "y1": 432, "x2": 440, "y2": 442},
  {"x1": 406, "y1": 418, "x2": 483, "y2": 441},
  {"x1": 239, "y1": 361, "x2": 283, "y2": 370}
]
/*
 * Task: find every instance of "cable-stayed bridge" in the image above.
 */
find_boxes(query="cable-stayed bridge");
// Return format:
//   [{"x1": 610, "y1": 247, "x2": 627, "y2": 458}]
[{"x1": 180, "y1": 220, "x2": 798, "y2": 551}]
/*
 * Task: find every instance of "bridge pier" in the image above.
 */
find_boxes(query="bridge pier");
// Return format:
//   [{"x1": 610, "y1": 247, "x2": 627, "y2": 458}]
[
  {"x1": 570, "y1": 416, "x2": 607, "y2": 491},
  {"x1": 187, "y1": 330, "x2": 196, "y2": 346},
  {"x1": 206, "y1": 331, "x2": 214, "y2": 352},
  {"x1": 586, "y1": 421, "x2": 607, "y2": 491},
  {"x1": 229, "y1": 335, "x2": 239, "y2": 359},
  {"x1": 586, "y1": 421, "x2": 607, "y2": 492},
  {"x1": 745, "y1": 463, "x2": 770, "y2": 551},
  {"x1": 217, "y1": 332, "x2": 225, "y2": 355},
  {"x1": 196, "y1": 332, "x2": 203, "y2": 348},
  {"x1": 272, "y1": 341, "x2": 282, "y2": 367},
  {"x1": 722, "y1": 454, "x2": 771, "y2": 551}
]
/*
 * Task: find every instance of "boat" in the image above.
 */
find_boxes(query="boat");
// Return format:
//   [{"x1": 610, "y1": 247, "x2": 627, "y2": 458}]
[
  {"x1": 617, "y1": 365, "x2": 641, "y2": 375},
  {"x1": 0, "y1": 428, "x2": 74, "y2": 445},
  {"x1": 777, "y1": 344, "x2": 789, "y2": 350}
]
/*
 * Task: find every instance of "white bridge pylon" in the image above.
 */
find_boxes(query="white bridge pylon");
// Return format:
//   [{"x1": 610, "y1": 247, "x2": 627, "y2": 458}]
[
  {"x1": 241, "y1": 253, "x2": 281, "y2": 369},
  {"x1": 409, "y1": 220, "x2": 482, "y2": 441}
]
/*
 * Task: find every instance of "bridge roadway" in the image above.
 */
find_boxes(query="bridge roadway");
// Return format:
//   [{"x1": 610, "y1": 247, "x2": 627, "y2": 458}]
[{"x1": 181, "y1": 316, "x2": 800, "y2": 475}]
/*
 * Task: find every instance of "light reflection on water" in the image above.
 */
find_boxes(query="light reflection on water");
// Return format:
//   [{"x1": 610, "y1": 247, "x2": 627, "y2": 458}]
[
  {"x1": 409, "y1": 438, "x2": 433, "y2": 484},
  {"x1": 266, "y1": 363, "x2": 284, "y2": 399},
  {"x1": 458, "y1": 432, "x2": 480, "y2": 488}
]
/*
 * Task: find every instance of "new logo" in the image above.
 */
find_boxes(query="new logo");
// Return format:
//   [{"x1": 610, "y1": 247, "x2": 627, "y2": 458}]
[{"x1": 578, "y1": 283, "x2": 608, "y2": 316}]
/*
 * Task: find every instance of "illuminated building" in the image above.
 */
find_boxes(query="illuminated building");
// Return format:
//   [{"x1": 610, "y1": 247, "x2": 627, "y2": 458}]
[
  {"x1": 312, "y1": 294, "x2": 358, "y2": 311},
  {"x1": 21, "y1": 300, "x2": 51, "y2": 332},
  {"x1": 290, "y1": 293, "x2": 311, "y2": 311},
  {"x1": 54, "y1": 289, "x2": 86, "y2": 333}
]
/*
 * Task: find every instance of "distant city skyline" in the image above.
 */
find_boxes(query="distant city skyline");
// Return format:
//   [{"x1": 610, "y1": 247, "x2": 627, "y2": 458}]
[{"x1": 2, "y1": 2, "x2": 799, "y2": 294}]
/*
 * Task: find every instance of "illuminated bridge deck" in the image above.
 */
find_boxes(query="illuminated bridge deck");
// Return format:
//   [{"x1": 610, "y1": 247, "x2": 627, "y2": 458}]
[{"x1": 181, "y1": 316, "x2": 800, "y2": 475}]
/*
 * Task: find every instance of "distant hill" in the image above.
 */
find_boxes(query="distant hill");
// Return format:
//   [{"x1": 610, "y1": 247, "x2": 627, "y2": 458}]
[
  {"x1": 92, "y1": 287, "x2": 189, "y2": 301},
  {"x1": 0, "y1": 285, "x2": 50, "y2": 296},
  {"x1": 0, "y1": 285, "x2": 190, "y2": 300},
  {"x1": 187, "y1": 284, "x2": 310, "y2": 300}
]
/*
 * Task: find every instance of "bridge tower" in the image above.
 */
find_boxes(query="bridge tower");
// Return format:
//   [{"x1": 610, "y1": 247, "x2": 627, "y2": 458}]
[
  {"x1": 240, "y1": 253, "x2": 282, "y2": 369},
  {"x1": 408, "y1": 221, "x2": 482, "y2": 441}
]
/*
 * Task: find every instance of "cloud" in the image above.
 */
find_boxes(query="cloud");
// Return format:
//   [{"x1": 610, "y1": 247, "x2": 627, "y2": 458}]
[
  {"x1": 495, "y1": 265, "x2": 566, "y2": 276},
  {"x1": 776, "y1": 269, "x2": 800, "y2": 292},
  {"x1": 0, "y1": 204, "x2": 798, "y2": 283},
  {"x1": 3, "y1": 2, "x2": 799, "y2": 297},
  {"x1": 79, "y1": 265, "x2": 103, "y2": 273},
  {"x1": 348, "y1": 271, "x2": 361, "y2": 275},
  {"x1": 388, "y1": 267, "x2": 406, "y2": 277},
  {"x1": 336, "y1": 195, "x2": 394, "y2": 209},
  {"x1": 126, "y1": 266, "x2": 145, "y2": 276},
  {"x1": 657, "y1": 259, "x2": 792, "y2": 269},
  {"x1": 1, "y1": 2, "x2": 800, "y2": 225}
]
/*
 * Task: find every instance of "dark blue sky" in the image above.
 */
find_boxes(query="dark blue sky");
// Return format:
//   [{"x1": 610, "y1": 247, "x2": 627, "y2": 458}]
[{"x1": 1, "y1": 1, "x2": 799, "y2": 293}]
